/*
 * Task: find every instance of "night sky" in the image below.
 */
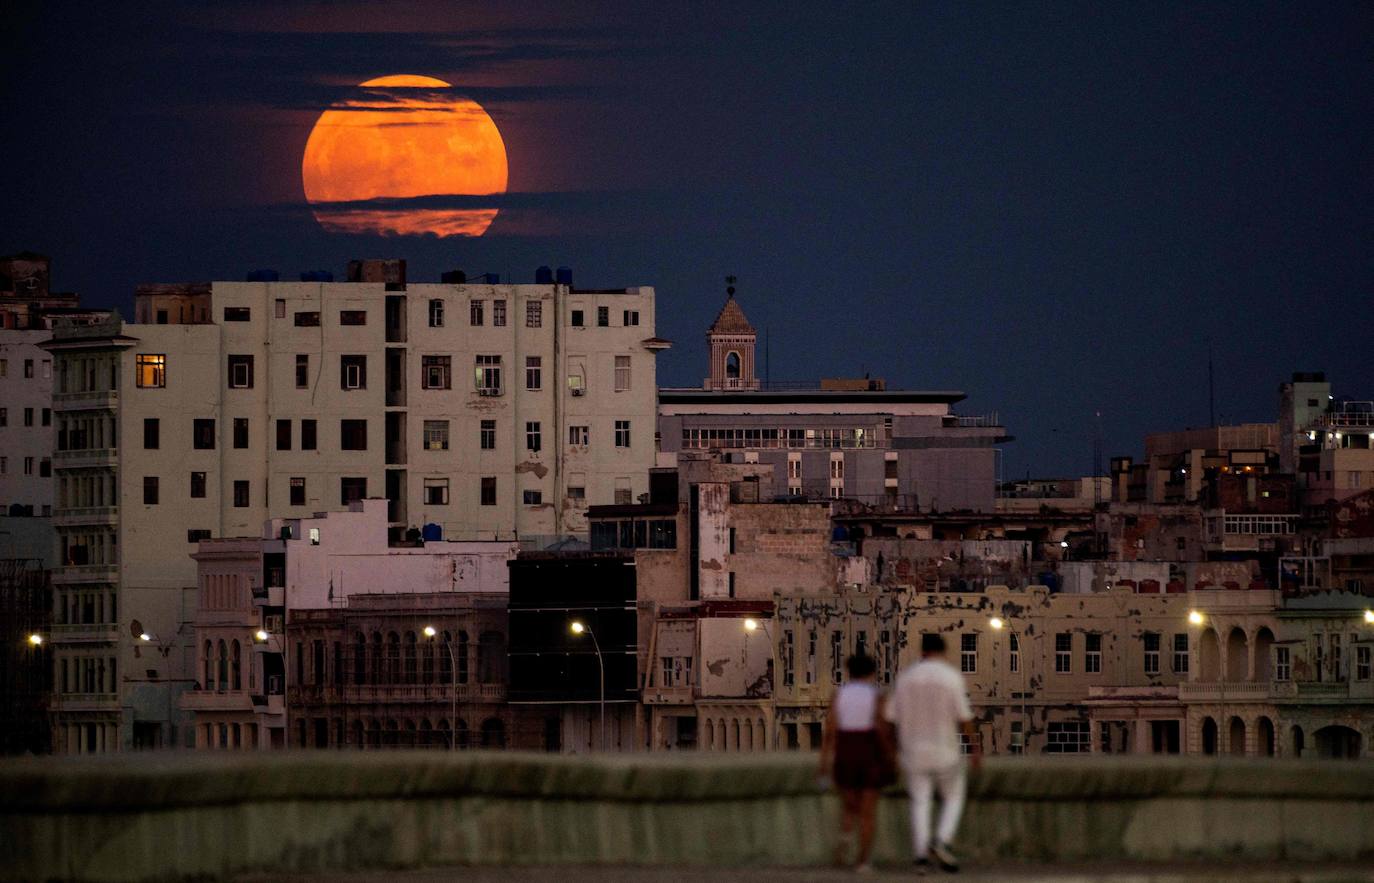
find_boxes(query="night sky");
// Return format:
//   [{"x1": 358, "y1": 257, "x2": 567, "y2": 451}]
[{"x1": 3, "y1": 1, "x2": 1371, "y2": 478}]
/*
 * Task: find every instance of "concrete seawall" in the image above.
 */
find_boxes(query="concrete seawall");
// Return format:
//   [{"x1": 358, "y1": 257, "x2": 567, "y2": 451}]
[{"x1": 3, "y1": 753, "x2": 1372, "y2": 881}]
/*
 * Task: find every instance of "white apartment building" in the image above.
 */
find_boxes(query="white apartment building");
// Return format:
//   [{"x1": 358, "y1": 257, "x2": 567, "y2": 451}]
[
  {"x1": 0, "y1": 331, "x2": 54, "y2": 514},
  {"x1": 42, "y1": 265, "x2": 665, "y2": 752}
]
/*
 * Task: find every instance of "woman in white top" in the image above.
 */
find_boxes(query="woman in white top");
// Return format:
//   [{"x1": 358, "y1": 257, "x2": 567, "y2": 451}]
[{"x1": 819, "y1": 653, "x2": 893, "y2": 872}]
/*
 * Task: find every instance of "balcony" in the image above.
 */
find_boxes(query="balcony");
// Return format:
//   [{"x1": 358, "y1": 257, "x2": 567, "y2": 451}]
[
  {"x1": 944, "y1": 413, "x2": 1002, "y2": 428},
  {"x1": 53, "y1": 448, "x2": 117, "y2": 470},
  {"x1": 181, "y1": 690, "x2": 255, "y2": 712},
  {"x1": 251, "y1": 694, "x2": 285, "y2": 716},
  {"x1": 1177, "y1": 681, "x2": 1273, "y2": 702},
  {"x1": 51, "y1": 692, "x2": 119, "y2": 712},
  {"x1": 53, "y1": 506, "x2": 118, "y2": 528},
  {"x1": 53, "y1": 389, "x2": 118, "y2": 409},
  {"x1": 643, "y1": 686, "x2": 694, "y2": 705},
  {"x1": 51, "y1": 622, "x2": 120, "y2": 644},
  {"x1": 51, "y1": 565, "x2": 119, "y2": 585},
  {"x1": 339, "y1": 683, "x2": 507, "y2": 704},
  {"x1": 251, "y1": 585, "x2": 284, "y2": 607}
]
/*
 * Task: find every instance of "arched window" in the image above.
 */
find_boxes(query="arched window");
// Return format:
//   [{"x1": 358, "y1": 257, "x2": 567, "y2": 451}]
[
  {"x1": 481, "y1": 717, "x2": 506, "y2": 749},
  {"x1": 422, "y1": 639, "x2": 435, "y2": 684},
  {"x1": 386, "y1": 633, "x2": 401, "y2": 685},
  {"x1": 404, "y1": 632, "x2": 418, "y2": 684},
  {"x1": 439, "y1": 632, "x2": 453, "y2": 683},
  {"x1": 370, "y1": 632, "x2": 383, "y2": 685},
  {"x1": 203, "y1": 640, "x2": 212, "y2": 689},
  {"x1": 351, "y1": 720, "x2": 365, "y2": 750},
  {"x1": 478, "y1": 631, "x2": 505, "y2": 684},
  {"x1": 725, "y1": 351, "x2": 741, "y2": 379},
  {"x1": 1228, "y1": 716, "x2": 1246, "y2": 757},
  {"x1": 1257, "y1": 716, "x2": 1276, "y2": 757},
  {"x1": 1201, "y1": 717, "x2": 1218, "y2": 755},
  {"x1": 419, "y1": 719, "x2": 433, "y2": 748},
  {"x1": 354, "y1": 633, "x2": 366, "y2": 685},
  {"x1": 1225, "y1": 628, "x2": 1247, "y2": 681},
  {"x1": 217, "y1": 639, "x2": 228, "y2": 691},
  {"x1": 403, "y1": 720, "x2": 418, "y2": 749},
  {"x1": 458, "y1": 631, "x2": 470, "y2": 684},
  {"x1": 231, "y1": 640, "x2": 241, "y2": 690},
  {"x1": 437, "y1": 719, "x2": 451, "y2": 750},
  {"x1": 457, "y1": 718, "x2": 470, "y2": 750}
]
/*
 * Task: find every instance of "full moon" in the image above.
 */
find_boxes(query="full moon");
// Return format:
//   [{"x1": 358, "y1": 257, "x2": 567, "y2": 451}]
[{"x1": 301, "y1": 74, "x2": 509, "y2": 237}]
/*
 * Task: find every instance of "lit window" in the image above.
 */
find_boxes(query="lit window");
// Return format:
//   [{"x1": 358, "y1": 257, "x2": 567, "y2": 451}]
[
  {"x1": 135, "y1": 354, "x2": 166, "y2": 388},
  {"x1": 474, "y1": 355, "x2": 502, "y2": 394}
]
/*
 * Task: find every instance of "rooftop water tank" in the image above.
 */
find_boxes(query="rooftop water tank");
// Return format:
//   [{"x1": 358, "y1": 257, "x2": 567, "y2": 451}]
[
  {"x1": 555, "y1": 266, "x2": 573, "y2": 285},
  {"x1": 535, "y1": 265, "x2": 554, "y2": 284},
  {"x1": 421, "y1": 523, "x2": 443, "y2": 542},
  {"x1": 440, "y1": 270, "x2": 467, "y2": 284},
  {"x1": 246, "y1": 269, "x2": 279, "y2": 282},
  {"x1": 299, "y1": 270, "x2": 334, "y2": 282},
  {"x1": 481, "y1": 272, "x2": 500, "y2": 284}
]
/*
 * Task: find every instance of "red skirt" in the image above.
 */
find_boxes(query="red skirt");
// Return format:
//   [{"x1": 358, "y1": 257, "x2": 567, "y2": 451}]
[{"x1": 833, "y1": 729, "x2": 894, "y2": 790}]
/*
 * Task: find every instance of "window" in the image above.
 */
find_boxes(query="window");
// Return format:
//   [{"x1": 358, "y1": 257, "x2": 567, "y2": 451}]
[
  {"x1": 41, "y1": 408, "x2": 50, "y2": 426},
  {"x1": 290, "y1": 478, "x2": 306, "y2": 506},
  {"x1": 294, "y1": 311, "x2": 320, "y2": 327},
  {"x1": 615, "y1": 420, "x2": 631, "y2": 448},
  {"x1": 275, "y1": 299, "x2": 286, "y2": 319},
  {"x1": 1046, "y1": 721, "x2": 1090, "y2": 753},
  {"x1": 1357, "y1": 646, "x2": 1371, "y2": 681},
  {"x1": 1143, "y1": 632, "x2": 1161, "y2": 675},
  {"x1": 428, "y1": 299, "x2": 444, "y2": 327},
  {"x1": 422, "y1": 355, "x2": 451, "y2": 390},
  {"x1": 830, "y1": 630, "x2": 844, "y2": 684},
  {"x1": 614, "y1": 355, "x2": 631, "y2": 391},
  {"x1": 424, "y1": 478, "x2": 449, "y2": 505},
  {"x1": 295, "y1": 355, "x2": 309, "y2": 389},
  {"x1": 339, "y1": 310, "x2": 367, "y2": 325},
  {"x1": 623, "y1": 310, "x2": 639, "y2": 326},
  {"x1": 492, "y1": 299, "x2": 506, "y2": 326},
  {"x1": 480, "y1": 477, "x2": 496, "y2": 506},
  {"x1": 830, "y1": 458, "x2": 845, "y2": 480},
  {"x1": 1275, "y1": 646, "x2": 1291, "y2": 681},
  {"x1": 1055, "y1": 633, "x2": 1072, "y2": 673},
  {"x1": 1173, "y1": 634, "x2": 1189, "y2": 674},
  {"x1": 22, "y1": 457, "x2": 32, "y2": 475},
  {"x1": 190, "y1": 472, "x2": 206, "y2": 498},
  {"x1": 0, "y1": 408, "x2": 5, "y2": 426},
  {"x1": 23, "y1": 359, "x2": 33, "y2": 378},
  {"x1": 781, "y1": 630, "x2": 795, "y2": 688},
  {"x1": 23, "y1": 408, "x2": 33, "y2": 427},
  {"x1": 424, "y1": 420, "x2": 449, "y2": 451},
  {"x1": 474, "y1": 355, "x2": 501, "y2": 394},
  {"x1": 39, "y1": 458, "x2": 49, "y2": 478},
  {"x1": 340, "y1": 420, "x2": 367, "y2": 451},
  {"x1": 143, "y1": 476, "x2": 159, "y2": 505},
  {"x1": 143, "y1": 418, "x2": 159, "y2": 450},
  {"x1": 1085, "y1": 633, "x2": 1102, "y2": 674},
  {"x1": 523, "y1": 490, "x2": 543, "y2": 505},
  {"x1": 1009, "y1": 632, "x2": 1020, "y2": 673},
  {"x1": 571, "y1": 309, "x2": 584, "y2": 327},
  {"x1": 1009, "y1": 720, "x2": 1024, "y2": 755},
  {"x1": 526, "y1": 421, "x2": 541, "y2": 452},
  {"x1": 569, "y1": 425, "x2": 589, "y2": 446},
  {"x1": 340, "y1": 477, "x2": 367, "y2": 505},
  {"x1": 470, "y1": 300, "x2": 484, "y2": 326},
  {"x1": 340, "y1": 355, "x2": 366, "y2": 390},
  {"x1": 567, "y1": 484, "x2": 586, "y2": 502},
  {"x1": 276, "y1": 420, "x2": 292, "y2": 451},
  {"x1": 525, "y1": 356, "x2": 542, "y2": 390},
  {"x1": 223, "y1": 307, "x2": 250, "y2": 321},
  {"x1": 597, "y1": 306, "x2": 609, "y2": 327},
  {"x1": 615, "y1": 479, "x2": 632, "y2": 504},
  {"x1": 526, "y1": 300, "x2": 541, "y2": 327},
  {"x1": 301, "y1": 419, "x2": 317, "y2": 451},
  {"x1": 233, "y1": 481, "x2": 250, "y2": 508},
  {"x1": 193, "y1": 419, "x2": 215, "y2": 449},
  {"x1": 233, "y1": 418, "x2": 249, "y2": 449},
  {"x1": 480, "y1": 420, "x2": 496, "y2": 450},
  {"x1": 187, "y1": 529, "x2": 211, "y2": 543},
  {"x1": 135, "y1": 354, "x2": 166, "y2": 388},
  {"x1": 961, "y1": 633, "x2": 977, "y2": 673},
  {"x1": 227, "y1": 355, "x2": 254, "y2": 389}
]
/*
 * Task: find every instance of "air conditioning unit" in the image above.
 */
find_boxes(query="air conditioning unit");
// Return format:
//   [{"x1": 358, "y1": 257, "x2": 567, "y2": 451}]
[
  {"x1": 571, "y1": 388, "x2": 585, "y2": 396},
  {"x1": 478, "y1": 388, "x2": 501, "y2": 397}
]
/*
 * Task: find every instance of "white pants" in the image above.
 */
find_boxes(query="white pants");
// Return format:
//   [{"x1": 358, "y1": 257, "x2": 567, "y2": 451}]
[{"x1": 906, "y1": 766, "x2": 966, "y2": 859}]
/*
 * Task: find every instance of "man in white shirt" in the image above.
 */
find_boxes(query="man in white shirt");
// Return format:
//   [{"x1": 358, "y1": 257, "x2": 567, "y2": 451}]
[{"x1": 884, "y1": 632, "x2": 979, "y2": 873}]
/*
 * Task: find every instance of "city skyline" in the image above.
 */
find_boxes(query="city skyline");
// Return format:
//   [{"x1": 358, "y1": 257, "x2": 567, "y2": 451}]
[{"x1": 3, "y1": 1, "x2": 1371, "y2": 476}]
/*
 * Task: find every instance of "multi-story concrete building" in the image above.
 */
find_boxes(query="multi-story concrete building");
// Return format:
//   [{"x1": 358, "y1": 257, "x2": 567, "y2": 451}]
[
  {"x1": 658, "y1": 290, "x2": 1009, "y2": 513},
  {"x1": 41, "y1": 262, "x2": 661, "y2": 752},
  {"x1": 182, "y1": 499, "x2": 520, "y2": 751}
]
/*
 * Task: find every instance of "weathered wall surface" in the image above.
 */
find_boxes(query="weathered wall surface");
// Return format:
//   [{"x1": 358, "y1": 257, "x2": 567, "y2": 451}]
[{"x1": 2, "y1": 753, "x2": 1372, "y2": 881}]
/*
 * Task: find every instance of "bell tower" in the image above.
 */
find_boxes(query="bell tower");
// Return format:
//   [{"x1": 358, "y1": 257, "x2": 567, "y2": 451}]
[{"x1": 705, "y1": 276, "x2": 759, "y2": 390}]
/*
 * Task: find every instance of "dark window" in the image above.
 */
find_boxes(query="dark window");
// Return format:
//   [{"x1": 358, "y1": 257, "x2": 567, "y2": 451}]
[
  {"x1": 422, "y1": 355, "x2": 451, "y2": 389},
  {"x1": 623, "y1": 310, "x2": 639, "y2": 326},
  {"x1": 290, "y1": 477, "x2": 305, "y2": 506},
  {"x1": 276, "y1": 419, "x2": 292, "y2": 451},
  {"x1": 143, "y1": 418, "x2": 160, "y2": 449},
  {"x1": 233, "y1": 418, "x2": 249, "y2": 449},
  {"x1": 480, "y1": 420, "x2": 496, "y2": 450},
  {"x1": 41, "y1": 408, "x2": 50, "y2": 426},
  {"x1": 480, "y1": 477, "x2": 496, "y2": 506},
  {"x1": 301, "y1": 420, "x2": 317, "y2": 450},
  {"x1": 187, "y1": 529, "x2": 211, "y2": 543},
  {"x1": 341, "y1": 477, "x2": 367, "y2": 505},
  {"x1": 341, "y1": 420, "x2": 367, "y2": 451},
  {"x1": 143, "y1": 476, "x2": 159, "y2": 505},
  {"x1": 39, "y1": 458, "x2": 50, "y2": 478},
  {"x1": 470, "y1": 299, "x2": 484, "y2": 326},
  {"x1": 571, "y1": 309, "x2": 584, "y2": 327},
  {"x1": 233, "y1": 480, "x2": 250, "y2": 508},
  {"x1": 339, "y1": 310, "x2": 367, "y2": 326},
  {"x1": 227, "y1": 355, "x2": 254, "y2": 389},
  {"x1": 340, "y1": 355, "x2": 366, "y2": 390},
  {"x1": 295, "y1": 355, "x2": 309, "y2": 389},
  {"x1": 190, "y1": 472, "x2": 207, "y2": 498},
  {"x1": 223, "y1": 307, "x2": 251, "y2": 322},
  {"x1": 428, "y1": 299, "x2": 444, "y2": 327},
  {"x1": 294, "y1": 311, "x2": 320, "y2": 327},
  {"x1": 424, "y1": 478, "x2": 449, "y2": 505},
  {"x1": 193, "y1": 419, "x2": 215, "y2": 449},
  {"x1": 523, "y1": 490, "x2": 542, "y2": 505},
  {"x1": 597, "y1": 306, "x2": 609, "y2": 327},
  {"x1": 492, "y1": 299, "x2": 506, "y2": 326},
  {"x1": 526, "y1": 421, "x2": 541, "y2": 452}
]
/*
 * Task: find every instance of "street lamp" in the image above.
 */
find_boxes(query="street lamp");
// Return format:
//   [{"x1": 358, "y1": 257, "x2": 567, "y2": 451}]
[
  {"x1": 1364, "y1": 610, "x2": 1374, "y2": 625},
  {"x1": 1188, "y1": 610, "x2": 1205, "y2": 627},
  {"x1": 989, "y1": 616, "x2": 1027, "y2": 754},
  {"x1": 254, "y1": 629, "x2": 269, "y2": 642},
  {"x1": 423, "y1": 624, "x2": 459, "y2": 751},
  {"x1": 745, "y1": 617, "x2": 781, "y2": 750},
  {"x1": 27, "y1": 633, "x2": 43, "y2": 646},
  {"x1": 570, "y1": 620, "x2": 606, "y2": 752}
]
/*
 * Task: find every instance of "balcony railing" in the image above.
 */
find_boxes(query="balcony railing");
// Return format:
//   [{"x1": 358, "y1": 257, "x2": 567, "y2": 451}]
[
  {"x1": 1178, "y1": 681, "x2": 1273, "y2": 702},
  {"x1": 53, "y1": 506, "x2": 118, "y2": 527}
]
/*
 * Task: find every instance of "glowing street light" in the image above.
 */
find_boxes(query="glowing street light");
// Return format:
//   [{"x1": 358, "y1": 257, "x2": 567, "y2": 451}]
[
  {"x1": 743, "y1": 617, "x2": 760, "y2": 632},
  {"x1": 27, "y1": 633, "x2": 43, "y2": 646},
  {"x1": 1188, "y1": 611, "x2": 1205, "y2": 627},
  {"x1": 423, "y1": 624, "x2": 459, "y2": 750},
  {"x1": 1364, "y1": 610, "x2": 1374, "y2": 625},
  {"x1": 570, "y1": 620, "x2": 606, "y2": 751},
  {"x1": 254, "y1": 629, "x2": 269, "y2": 642},
  {"x1": 422, "y1": 625, "x2": 437, "y2": 638},
  {"x1": 139, "y1": 632, "x2": 153, "y2": 642},
  {"x1": 989, "y1": 617, "x2": 1005, "y2": 631}
]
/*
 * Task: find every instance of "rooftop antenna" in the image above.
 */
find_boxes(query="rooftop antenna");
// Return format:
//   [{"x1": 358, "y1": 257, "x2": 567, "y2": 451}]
[{"x1": 1207, "y1": 339, "x2": 1216, "y2": 427}]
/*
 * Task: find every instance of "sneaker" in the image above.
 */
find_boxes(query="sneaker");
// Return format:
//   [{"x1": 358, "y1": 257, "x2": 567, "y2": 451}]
[
  {"x1": 930, "y1": 841, "x2": 960, "y2": 873},
  {"x1": 913, "y1": 856, "x2": 932, "y2": 876}
]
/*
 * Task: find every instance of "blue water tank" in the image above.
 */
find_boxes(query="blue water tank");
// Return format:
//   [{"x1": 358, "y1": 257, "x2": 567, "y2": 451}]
[
  {"x1": 421, "y1": 523, "x2": 443, "y2": 542},
  {"x1": 246, "y1": 269, "x2": 279, "y2": 282},
  {"x1": 299, "y1": 270, "x2": 334, "y2": 282},
  {"x1": 535, "y1": 265, "x2": 553, "y2": 284},
  {"x1": 555, "y1": 266, "x2": 573, "y2": 285}
]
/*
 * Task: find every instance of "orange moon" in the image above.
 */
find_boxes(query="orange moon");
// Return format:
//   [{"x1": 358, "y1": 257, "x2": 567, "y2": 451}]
[{"x1": 301, "y1": 74, "x2": 508, "y2": 237}]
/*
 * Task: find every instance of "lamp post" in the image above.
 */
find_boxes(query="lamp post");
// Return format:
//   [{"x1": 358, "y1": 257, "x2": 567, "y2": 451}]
[
  {"x1": 570, "y1": 620, "x2": 606, "y2": 752},
  {"x1": 743, "y1": 617, "x2": 779, "y2": 750},
  {"x1": 1187, "y1": 610, "x2": 1220, "y2": 755},
  {"x1": 423, "y1": 625, "x2": 459, "y2": 751},
  {"x1": 989, "y1": 616, "x2": 1027, "y2": 754}
]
